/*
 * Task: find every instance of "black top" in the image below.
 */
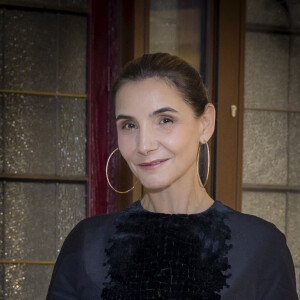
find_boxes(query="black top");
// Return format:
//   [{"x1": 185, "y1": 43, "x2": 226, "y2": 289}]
[{"x1": 47, "y1": 200, "x2": 298, "y2": 300}]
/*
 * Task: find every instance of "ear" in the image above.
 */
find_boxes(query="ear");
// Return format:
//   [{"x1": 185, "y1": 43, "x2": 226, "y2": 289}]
[{"x1": 198, "y1": 103, "x2": 216, "y2": 144}]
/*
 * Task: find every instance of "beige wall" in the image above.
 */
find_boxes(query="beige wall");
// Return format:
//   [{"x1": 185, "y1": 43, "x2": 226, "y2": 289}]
[{"x1": 242, "y1": 0, "x2": 300, "y2": 296}]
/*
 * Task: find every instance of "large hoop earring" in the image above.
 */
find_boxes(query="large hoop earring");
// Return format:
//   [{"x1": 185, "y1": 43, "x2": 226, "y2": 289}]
[
  {"x1": 197, "y1": 143, "x2": 210, "y2": 188},
  {"x1": 106, "y1": 148, "x2": 136, "y2": 194}
]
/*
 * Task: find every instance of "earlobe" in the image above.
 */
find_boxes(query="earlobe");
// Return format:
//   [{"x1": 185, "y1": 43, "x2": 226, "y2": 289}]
[{"x1": 199, "y1": 103, "x2": 216, "y2": 144}]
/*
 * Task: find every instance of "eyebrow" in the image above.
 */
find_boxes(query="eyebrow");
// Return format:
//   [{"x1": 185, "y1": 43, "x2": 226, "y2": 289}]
[
  {"x1": 116, "y1": 114, "x2": 133, "y2": 121},
  {"x1": 151, "y1": 107, "x2": 178, "y2": 116},
  {"x1": 116, "y1": 107, "x2": 178, "y2": 121}
]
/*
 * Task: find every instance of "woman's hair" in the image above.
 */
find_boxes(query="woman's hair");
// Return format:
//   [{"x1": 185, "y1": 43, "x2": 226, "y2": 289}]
[{"x1": 111, "y1": 53, "x2": 209, "y2": 117}]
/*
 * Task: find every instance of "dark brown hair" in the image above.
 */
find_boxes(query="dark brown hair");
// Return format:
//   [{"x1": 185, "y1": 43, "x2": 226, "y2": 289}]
[{"x1": 111, "y1": 53, "x2": 209, "y2": 117}]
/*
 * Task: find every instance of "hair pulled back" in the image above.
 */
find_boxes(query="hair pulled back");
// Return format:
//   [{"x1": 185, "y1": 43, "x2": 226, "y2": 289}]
[{"x1": 111, "y1": 53, "x2": 209, "y2": 117}]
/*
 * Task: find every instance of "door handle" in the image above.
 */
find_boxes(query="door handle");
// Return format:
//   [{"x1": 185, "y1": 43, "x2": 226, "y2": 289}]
[{"x1": 231, "y1": 105, "x2": 237, "y2": 117}]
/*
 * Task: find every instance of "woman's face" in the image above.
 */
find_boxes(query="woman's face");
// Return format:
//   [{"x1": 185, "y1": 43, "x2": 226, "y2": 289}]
[{"x1": 115, "y1": 77, "x2": 206, "y2": 190}]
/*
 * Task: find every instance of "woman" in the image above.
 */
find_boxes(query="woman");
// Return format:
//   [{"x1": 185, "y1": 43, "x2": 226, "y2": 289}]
[{"x1": 47, "y1": 53, "x2": 298, "y2": 299}]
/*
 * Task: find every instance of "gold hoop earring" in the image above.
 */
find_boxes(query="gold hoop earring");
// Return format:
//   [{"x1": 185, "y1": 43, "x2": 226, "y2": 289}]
[
  {"x1": 197, "y1": 143, "x2": 210, "y2": 188},
  {"x1": 106, "y1": 148, "x2": 136, "y2": 194}
]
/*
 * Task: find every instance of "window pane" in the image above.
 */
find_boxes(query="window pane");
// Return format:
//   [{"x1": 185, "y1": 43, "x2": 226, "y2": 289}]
[
  {"x1": 3, "y1": 10, "x2": 57, "y2": 92},
  {"x1": 242, "y1": 191, "x2": 287, "y2": 234},
  {"x1": 56, "y1": 183, "x2": 85, "y2": 255},
  {"x1": 244, "y1": 32, "x2": 289, "y2": 110},
  {"x1": 4, "y1": 95, "x2": 56, "y2": 175},
  {"x1": 150, "y1": 0, "x2": 204, "y2": 72},
  {"x1": 2, "y1": 182, "x2": 56, "y2": 261},
  {"x1": 58, "y1": 14, "x2": 87, "y2": 94},
  {"x1": 243, "y1": 110, "x2": 288, "y2": 185},
  {"x1": 0, "y1": 264, "x2": 54, "y2": 300},
  {"x1": 57, "y1": 97, "x2": 86, "y2": 176},
  {"x1": 0, "y1": 98, "x2": 3, "y2": 173}
]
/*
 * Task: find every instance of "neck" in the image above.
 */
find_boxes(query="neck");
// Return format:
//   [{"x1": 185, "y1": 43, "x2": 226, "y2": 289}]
[{"x1": 141, "y1": 168, "x2": 214, "y2": 214}]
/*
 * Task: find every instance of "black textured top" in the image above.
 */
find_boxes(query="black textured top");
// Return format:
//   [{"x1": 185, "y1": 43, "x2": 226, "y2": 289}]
[{"x1": 47, "y1": 200, "x2": 298, "y2": 300}]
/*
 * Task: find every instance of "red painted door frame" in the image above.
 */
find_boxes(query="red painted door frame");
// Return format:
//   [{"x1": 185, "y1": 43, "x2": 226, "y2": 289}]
[
  {"x1": 87, "y1": 0, "x2": 136, "y2": 216},
  {"x1": 87, "y1": 0, "x2": 119, "y2": 216}
]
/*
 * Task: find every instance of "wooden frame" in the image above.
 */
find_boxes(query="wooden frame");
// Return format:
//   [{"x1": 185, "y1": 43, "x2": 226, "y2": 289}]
[{"x1": 214, "y1": 0, "x2": 246, "y2": 210}]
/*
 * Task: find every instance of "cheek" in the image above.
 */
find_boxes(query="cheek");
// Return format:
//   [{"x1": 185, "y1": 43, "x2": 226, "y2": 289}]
[
  {"x1": 118, "y1": 134, "x2": 136, "y2": 161},
  {"x1": 163, "y1": 126, "x2": 198, "y2": 154}
]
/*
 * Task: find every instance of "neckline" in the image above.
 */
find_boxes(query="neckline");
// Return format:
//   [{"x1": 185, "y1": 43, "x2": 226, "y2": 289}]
[{"x1": 135, "y1": 199, "x2": 218, "y2": 217}]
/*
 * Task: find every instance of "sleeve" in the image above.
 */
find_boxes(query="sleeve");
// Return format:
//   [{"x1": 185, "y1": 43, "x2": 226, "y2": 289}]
[
  {"x1": 46, "y1": 220, "x2": 86, "y2": 300},
  {"x1": 256, "y1": 226, "x2": 298, "y2": 300}
]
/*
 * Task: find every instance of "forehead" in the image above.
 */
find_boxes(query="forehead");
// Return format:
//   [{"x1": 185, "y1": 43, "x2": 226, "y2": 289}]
[{"x1": 115, "y1": 77, "x2": 191, "y2": 115}]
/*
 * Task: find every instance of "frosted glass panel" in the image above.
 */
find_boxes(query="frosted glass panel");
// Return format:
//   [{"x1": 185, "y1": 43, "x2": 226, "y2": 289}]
[
  {"x1": 3, "y1": 182, "x2": 56, "y2": 261},
  {"x1": 244, "y1": 32, "x2": 289, "y2": 109},
  {"x1": 243, "y1": 110, "x2": 288, "y2": 185},
  {"x1": 57, "y1": 97, "x2": 86, "y2": 176},
  {"x1": 0, "y1": 10, "x2": 3, "y2": 89},
  {"x1": 58, "y1": 15, "x2": 87, "y2": 94},
  {"x1": 0, "y1": 182, "x2": 3, "y2": 258},
  {"x1": 150, "y1": 0, "x2": 203, "y2": 78},
  {"x1": 3, "y1": 95, "x2": 87, "y2": 176},
  {"x1": 4, "y1": 95, "x2": 56, "y2": 175},
  {"x1": 246, "y1": 0, "x2": 288, "y2": 26},
  {"x1": 56, "y1": 183, "x2": 85, "y2": 255},
  {"x1": 0, "y1": 265, "x2": 3, "y2": 300},
  {"x1": 289, "y1": 113, "x2": 300, "y2": 186},
  {"x1": 0, "y1": 98, "x2": 3, "y2": 173},
  {"x1": 290, "y1": 36, "x2": 300, "y2": 111},
  {"x1": 4, "y1": 10, "x2": 57, "y2": 92},
  {"x1": 287, "y1": 193, "x2": 300, "y2": 268},
  {"x1": 242, "y1": 191, "x2": 286, "y2": 234},
  {"x1": 0, "y1": 4, "x2": 88, "y2": 300},
  {"x1": 150, "y1": 1, "x2": 178, "y2": 55},
  {"x1": 0, "y1": 264, "x2": 53, "y2": 300}
]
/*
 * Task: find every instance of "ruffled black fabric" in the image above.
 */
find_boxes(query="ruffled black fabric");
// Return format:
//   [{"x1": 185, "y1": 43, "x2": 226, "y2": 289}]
[{"x1": 101, "y1": 201, "x2": 232, "y2": 300}]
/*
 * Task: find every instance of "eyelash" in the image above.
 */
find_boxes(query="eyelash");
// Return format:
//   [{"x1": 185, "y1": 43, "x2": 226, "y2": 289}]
[
  {"x1": 119, "y1": 116, "x2": 174, "y2": 131},
  {"x1": 121, "y1": 122, "x2": 137, "y2": 130},
  {"x1": 160, "y1": 117, "x2": 173, "y2": 125}
]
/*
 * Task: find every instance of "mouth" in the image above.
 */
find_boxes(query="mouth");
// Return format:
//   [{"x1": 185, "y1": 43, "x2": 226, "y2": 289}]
[{"x1": 138, "y1": 158, "x2": 169, "y2": 169}]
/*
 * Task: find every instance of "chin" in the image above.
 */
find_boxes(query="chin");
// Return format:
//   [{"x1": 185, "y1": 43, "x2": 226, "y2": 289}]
[{"x1": 139, "y1": 177, "x2": 172, "y2": 191}]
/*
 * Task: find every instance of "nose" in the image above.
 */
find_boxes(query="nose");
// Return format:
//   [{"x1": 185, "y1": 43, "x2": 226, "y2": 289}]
[{"x1": 137, "y1": 126, "x2": 158, "y2": 155}]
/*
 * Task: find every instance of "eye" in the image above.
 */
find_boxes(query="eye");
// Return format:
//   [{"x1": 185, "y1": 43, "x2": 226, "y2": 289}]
[
  {"x1": 160, "y1": 117, "x2": 173, "y2": 125},
  {"x1": 122, "y1": 122, "x2": 137, "y2": 130}
]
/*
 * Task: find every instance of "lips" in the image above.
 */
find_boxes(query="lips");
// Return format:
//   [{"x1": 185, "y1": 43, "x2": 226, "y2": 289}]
[{"x1": 138, "y1": 158, "x2": 169, "y2": 169}]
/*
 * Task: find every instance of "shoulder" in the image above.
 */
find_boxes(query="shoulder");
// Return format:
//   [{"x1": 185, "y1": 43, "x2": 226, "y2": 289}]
[
  {"x1": 69, "y1": 211, "x2": 119, "y2": 236},
  {"x1": 216, "y1": 201, "x2": 297, "y2": 298},
  {"x1": 215, "y1": 201, "x2": 292, "y2": 272},
  {"x1": 215, "y1": 200, "x2": 284, "y2": 244},
  {"x1": 53, "y1": 211, "x2": 121, "y2": 274},
  {"x1": 60, "y1": 211, "x2": 120, "y2": 253},
  {"x1": 47, "y1": 211, "x2": 121, "y2": 298}
]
